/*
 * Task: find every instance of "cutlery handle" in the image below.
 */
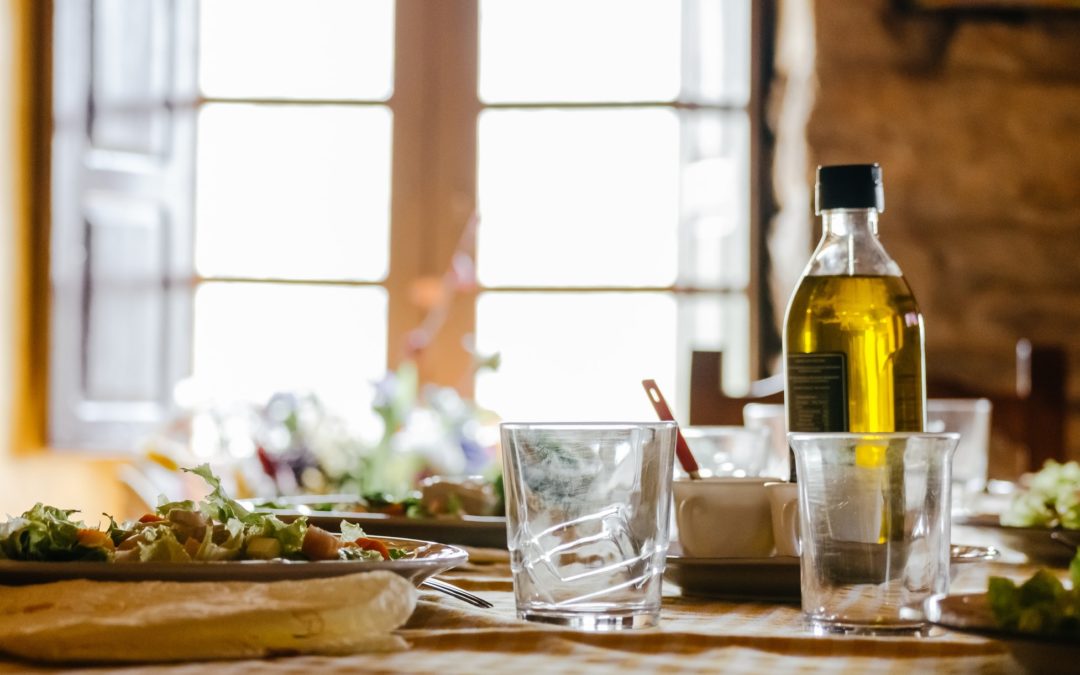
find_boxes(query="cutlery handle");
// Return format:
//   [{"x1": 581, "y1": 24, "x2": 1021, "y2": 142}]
[
  {"x1": 422, "y1": 577, "x2": 494, "y2": 609},
  {"x1": 641, "y1": 379, "x2": 701, "y2": 479}
]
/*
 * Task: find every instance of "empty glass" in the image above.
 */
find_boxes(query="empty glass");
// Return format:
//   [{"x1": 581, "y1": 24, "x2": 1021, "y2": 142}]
[
  {"x1": 678, "y1": 425, "x2": 772, "y2": 478},
  {"x1": 500, "y1": 422, "x2": 677, "y2": 630},
  {"x1": 742, "y1": 403, "x2": 791, "y2": 479},
  {"x1": 926, "y1": 398, "x2": 992, "y2": 513},
  {"x1": 788, "y1": 432, "x2": 959, "y2": 634}
]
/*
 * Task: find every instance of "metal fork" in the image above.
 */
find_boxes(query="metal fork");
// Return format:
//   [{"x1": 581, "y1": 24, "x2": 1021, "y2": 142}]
[{"x1": 421, "y1": 577, "x2": 494, "y2": 609}]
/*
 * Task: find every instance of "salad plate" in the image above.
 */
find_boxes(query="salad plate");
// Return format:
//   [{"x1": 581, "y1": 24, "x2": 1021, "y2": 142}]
[
  {"x1": 245, "y1": 497, "x2": 508, "y2": 549},
  {"x1": 925, "y1": 593, "x2": 1080, "y2": 668},
  {"x1": 955, "y1": 513, "x2": 1079, "y2": 565},
  {"x1": 957, "y1": 459, "x2": 1080, "y2": 565},
  {"x1": 0, "y1": 535, "x2": 467, "y2": 586}
]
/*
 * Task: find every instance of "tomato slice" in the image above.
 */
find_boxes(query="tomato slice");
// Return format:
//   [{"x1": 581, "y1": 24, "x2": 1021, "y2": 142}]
[
  {"x1": 346, "y1": 537, "x2": 390, "y2": 560},
  {"x1": 76, "y1": 528, "x2": 115, "y2": 550},
  {"x1": 377, "y1": 503, "x2": 405, "y2": 517},
  {"x1": 138, "y1": 513, "x2": 165, "y2": 523}
]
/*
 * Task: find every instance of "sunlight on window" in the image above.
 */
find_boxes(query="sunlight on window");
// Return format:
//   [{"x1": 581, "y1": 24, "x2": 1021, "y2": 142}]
[
  {"x1": 681, "y1": 0, "x2": 752, "y2": 105},
  {"x1": 680, "y1": 112, "x2": 750, "y2": 289},
  {"x1": 479, "y1": 0, "x2": 680, "y2": 103},
  {"x1": 477, "y1": 109, "x2": 680, "y2": 287},
  {"x1": 474, "y1": 292, "x2": 677, "y2": 422},
  {"x1": 199, "y1": 0, "x2": 395, "y2": 100},
  {"x1": 680, "y1": 293, "x2": 752, "y2": 396},
  {"x1": 195, "y1": 104, "x2": 392, "y2": 281},
  {"x1": 193, "y1": 283, "x2": 387, "y2": 417}
]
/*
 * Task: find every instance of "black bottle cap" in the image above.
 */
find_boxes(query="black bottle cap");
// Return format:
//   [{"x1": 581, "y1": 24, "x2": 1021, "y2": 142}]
[{"x1": 815, "y1": 164, "x2": 885, "y2": 214}]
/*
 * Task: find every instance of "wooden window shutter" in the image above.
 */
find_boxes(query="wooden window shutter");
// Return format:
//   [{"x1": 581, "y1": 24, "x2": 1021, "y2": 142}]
[{"x1": 49, "y1": 0, "x2": 196, "y2": 449}]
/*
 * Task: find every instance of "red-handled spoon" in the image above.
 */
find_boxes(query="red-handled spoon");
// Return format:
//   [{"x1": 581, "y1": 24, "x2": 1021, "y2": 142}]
[{"x1": 641, "y1": 379, "x2": 701, "y2": 480}]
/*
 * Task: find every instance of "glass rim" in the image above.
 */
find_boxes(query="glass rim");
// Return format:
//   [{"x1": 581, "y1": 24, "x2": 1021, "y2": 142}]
[
  {"x1": 681, "y1": 424, "x2": 767, "y2": 433},
  {"x1": 500, "y1": 421, "x2": 678, "y2": 430},
  {"x1": 787, "y1": 431, "x2": 960, "y2": 442}
]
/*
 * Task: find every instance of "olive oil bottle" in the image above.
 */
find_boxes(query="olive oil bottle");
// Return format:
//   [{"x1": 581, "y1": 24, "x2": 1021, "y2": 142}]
[
  {"x1": 784, "y1": 164, "x2": 926, "y2": 435},
  {"x1": 783, "y1": 164, "x2": 925, "y2": 581}
]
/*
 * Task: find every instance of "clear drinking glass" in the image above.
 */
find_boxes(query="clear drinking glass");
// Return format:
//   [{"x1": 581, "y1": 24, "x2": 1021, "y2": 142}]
[
  {"x1": 926, "y1": 399, "x2": 992, "y2": 513},
  {"x1": 678, "y1": 426, "x2": 772, "y2": 478},
  {"x1": 500, "y1": 422, "x2": 677, "y2": 630},
  {"x1": 788, "y1": 432, "x2": 959, "y2": 634},
  {"x1": 742, "y1": 403, "x2": 791, "y2": 479}
]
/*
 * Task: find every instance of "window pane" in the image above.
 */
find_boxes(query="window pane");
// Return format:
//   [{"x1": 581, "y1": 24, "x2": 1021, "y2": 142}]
[
  {"x1": 474, "y1": 292, "x2": 676, "y2": 422},
  {"x1": 477, "y1": 109, "x2": 679, "y2": 287},
  {"x1": 479, "y1": 0, "x2": 680, "y2": 103},
  {"x1": 193, "y1": 283, "x2": 387, "y2": 416},
  {"x1": 195, "y1": 104, "x2": 391, "y2": 281},
  {"x1": 680, "y1": 111, "x2": 751, "y2": 289},
  {"x1": 199, "y1": 0, "x2": 394, "y2": 100},
  {"x1": 683, "y1": 0, "x2": 751, "y2": 105},
  {"x1": 678, "y1": 293, "x2": 751, "y2": 396}
]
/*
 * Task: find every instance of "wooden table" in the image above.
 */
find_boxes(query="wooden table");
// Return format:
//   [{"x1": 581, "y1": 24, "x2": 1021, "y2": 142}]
[{"x1": 0, "y1": 526, "x2": 1063, "y2": 674}]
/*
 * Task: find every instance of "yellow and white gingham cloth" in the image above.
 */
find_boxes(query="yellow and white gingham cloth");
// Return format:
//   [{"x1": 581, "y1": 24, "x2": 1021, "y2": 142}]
[{"x1": 0, "y1": 544, "x2": 1029, "y2": 675}]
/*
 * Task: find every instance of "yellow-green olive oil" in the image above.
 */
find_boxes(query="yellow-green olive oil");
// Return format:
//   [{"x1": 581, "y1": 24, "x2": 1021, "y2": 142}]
[{"x1": 785, "y1": 274, "x2": 925, "y2": 432}]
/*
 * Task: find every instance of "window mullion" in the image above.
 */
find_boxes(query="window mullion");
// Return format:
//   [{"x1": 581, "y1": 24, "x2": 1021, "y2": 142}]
[
  {"x1": 388, "y1": 0, "x2": 479, "y2": 395},
  {"x1": 386, "y1": 1, "x2": 430, "y2": 376}
]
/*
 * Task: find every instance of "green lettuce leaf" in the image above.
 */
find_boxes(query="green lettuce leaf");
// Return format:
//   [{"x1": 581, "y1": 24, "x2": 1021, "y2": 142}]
[
  {"x1": 988, "y1": 576, "x2": 1020, "y2": 628},
  {"x1": 989, "y1": 566, "x2": 1080, "y2": 637},
  {"x1": 1002, "y1": 460, "x2": 1080, "y2": 529},
  {"x1": 155, "y1": 498, "x2": 198, "y2": 518},
  {"x1": 182, "y1": 464, "x2": 251, "y2": 524},
  {"x1": 1057, "y1": 487, "x2": 1080, "y2": 530},
  {"x1": 191, "y1": 518, "x2": 245, "y2": 561},
  {"x1": 133, "y1": 525, "x2": 191, "y2": 562},
  {"x1": 244, "y1": 514, "x2": 308, "y2": 557},
  {"x1": 0, "y1": 504, "x2": 109, "y2": 562},
  {"x1": 339, "y1": 520, "x2": 368, "y2": 544}
]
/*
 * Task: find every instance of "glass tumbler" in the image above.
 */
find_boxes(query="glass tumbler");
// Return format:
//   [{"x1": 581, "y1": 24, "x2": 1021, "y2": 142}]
[
  {"x1": 678, "y1": 425, "x2": 772, "y2": 478},
  {"x1": 926, "y1": 398, "x2": 992, "y2": 513},
  {"x1": 788, "y1": 432, "x2": 959, "y2": 634},
  {"x1": 500, "y1": 422, "x2": 677, "y2": 630}
]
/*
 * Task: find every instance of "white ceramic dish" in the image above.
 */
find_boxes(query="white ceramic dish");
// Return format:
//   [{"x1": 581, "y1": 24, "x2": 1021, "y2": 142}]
[
  {"x1": 666, "y1": 544, "x2": 999, "y2": 601},
  {"x1": 664, "y1": 554, "x2": 801, "y2": 601}
]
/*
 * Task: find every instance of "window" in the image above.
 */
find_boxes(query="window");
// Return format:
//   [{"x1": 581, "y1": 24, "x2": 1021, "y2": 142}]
[{"x1": 47, "y1": 0, "x2": 762, "y2": 449}]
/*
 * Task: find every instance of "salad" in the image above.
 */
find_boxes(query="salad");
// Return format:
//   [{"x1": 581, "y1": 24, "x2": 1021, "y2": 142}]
[
  {"x1": 255, "y1": 474, "x2": 505, "y2": 519},
  {"x1": 988, "y1": 549, "x2": 1080, "y2": 637},
  {"x1": 1001, "y1": 460, "x2": 1080, "y2": 530},
  {"x1": 0, "y1": 465, "x2": 405, "y2": 564}
]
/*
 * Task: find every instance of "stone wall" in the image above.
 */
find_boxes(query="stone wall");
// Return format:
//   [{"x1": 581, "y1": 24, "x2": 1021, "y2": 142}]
[{"x1": 771, "y1": 0, "x2": 1080, "y2": 468}]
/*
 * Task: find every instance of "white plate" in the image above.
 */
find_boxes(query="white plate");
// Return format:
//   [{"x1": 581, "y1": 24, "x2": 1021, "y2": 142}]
[
  {"x1": 955, "y1": 513, "x2": 1079, "y2": 564},
  {"x1": 0, "y1": 536, "x2": 467, "y2": 586}
]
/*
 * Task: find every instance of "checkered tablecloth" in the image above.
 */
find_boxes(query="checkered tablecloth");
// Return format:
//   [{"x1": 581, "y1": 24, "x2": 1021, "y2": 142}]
[{"x1": 0, "y1": 542, "x2": 1032, "y2": 675}]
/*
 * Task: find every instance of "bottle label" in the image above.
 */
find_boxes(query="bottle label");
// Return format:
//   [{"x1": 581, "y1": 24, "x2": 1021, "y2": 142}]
[{"x1": 787, "y1": 353, "x2": 849, "y2": 432}]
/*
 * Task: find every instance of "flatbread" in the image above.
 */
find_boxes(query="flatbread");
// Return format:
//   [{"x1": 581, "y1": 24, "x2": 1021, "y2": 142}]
[{"x1": 0, "y1": 570, "x2": 416, "y2": 663}]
